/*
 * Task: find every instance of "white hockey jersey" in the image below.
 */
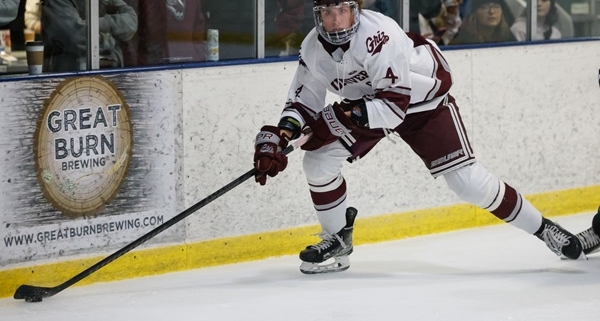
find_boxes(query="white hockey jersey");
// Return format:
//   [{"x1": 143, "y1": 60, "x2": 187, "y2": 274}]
[{"x1": 281, "y1": 9, "x2": 453, "y2": 131}]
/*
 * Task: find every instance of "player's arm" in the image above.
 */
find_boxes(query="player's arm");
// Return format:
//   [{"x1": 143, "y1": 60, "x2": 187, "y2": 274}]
[
  {"x1": 278, "y1": 58, "x2": 327, "y2": 139},
  {"x1": 253, "y1": 58, "x2": 326, "y2": 184}
]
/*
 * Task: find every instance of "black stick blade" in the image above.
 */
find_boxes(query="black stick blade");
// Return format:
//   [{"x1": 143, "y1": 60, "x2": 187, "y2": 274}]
[{"x1": 14, "y1": 285, "x2": 56, "y2": 302}]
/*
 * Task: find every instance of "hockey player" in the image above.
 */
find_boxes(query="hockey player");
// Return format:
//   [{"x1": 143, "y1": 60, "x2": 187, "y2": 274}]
[{"x1": 252, "y1": 0, "x2": 585, "y2": 274}]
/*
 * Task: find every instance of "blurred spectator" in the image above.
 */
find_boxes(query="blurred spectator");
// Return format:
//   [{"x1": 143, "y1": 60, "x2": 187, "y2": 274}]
[
  {"x1": 556, "y1": 0, "x2": 576, "y2": 39},
  {"x1": 122, "y1": 1, "x2": 206, "y2": 66},
  {"x1": 121, "y1": 1, "x2": 167, "y2": 66},
  {"x1": 364, "y1": 0, "x2": 397, "y2": 18},
  {"x1": 505, "y1": 0, "x2": 573, "y2": 38},
  {"x1": 364, "y1": 0, "x2": 443, "y2": 33},
  {"x1": 164, "y1": 0, "x2": 206, "y2": 62},
  {"x1": 510, "y1": 0, "x2": 561, "y2": 41},
  {"x1": 0, "y1": 0, "x2": 19, "y2": 26},
  {"x1": 42, "y1": 0, "x2": 138, "y2": 71},
  {"x1": 0, "y1": 0, "x2": 20, "y2": 52},
  {"x1": 450, "y1": 0, "x2": 516, "y2": 44},
  {"x1": 419, "y1": 0, "x2": 463, "y2": 45},
  {"x1": 25, "y1": 0, "x2": 41, "y2": 37},
  {"x1": 408, "y1": 0, "x2": 443, "y2": 33},
  {"x1": 266, "y1": 0, "x2": 306, "y2": 56},
  {"x1": 544, "y1": 1, "x2": 572, "y2": 38}
]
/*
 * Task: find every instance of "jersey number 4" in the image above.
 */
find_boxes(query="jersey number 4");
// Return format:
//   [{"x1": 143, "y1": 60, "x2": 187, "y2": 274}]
[{"x1": 384, "y1": 68, "x2": 398, "y2": 83}]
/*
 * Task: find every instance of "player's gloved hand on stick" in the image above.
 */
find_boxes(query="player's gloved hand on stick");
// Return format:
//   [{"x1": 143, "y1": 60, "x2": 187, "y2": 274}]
[
  {"x1": 337, "y1": 98, "x2": 364, "y2": 111},
  {"x1": 301, "y1": 103, "x2": 356, "y2": 151},
  {"x1": 338, "y1": 98, "x2": 369, "y2": 128},
  {"x1": 254, "y1": 125, "x2": 289, "y2": 185}
]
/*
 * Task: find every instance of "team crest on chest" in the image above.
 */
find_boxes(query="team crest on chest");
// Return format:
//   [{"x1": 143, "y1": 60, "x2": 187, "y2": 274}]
[{"x1": 331, "y1": 70, "x2": 371, "y2": 91}]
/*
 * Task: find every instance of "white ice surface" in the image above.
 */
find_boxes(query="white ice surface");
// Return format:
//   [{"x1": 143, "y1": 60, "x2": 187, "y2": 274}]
[{"x1": 2, "y1": 212, "x2": 600, "y2": 321}]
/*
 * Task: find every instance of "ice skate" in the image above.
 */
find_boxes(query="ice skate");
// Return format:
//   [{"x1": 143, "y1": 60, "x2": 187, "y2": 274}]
[
  {"x1": 299, "y1": 207, "x2": 358, "y2": 274},
  {"x1": 535, "y1": 218, "x2": 586, "y2": 260},
  {"x1": 575, "y1": 207, "x2": 600, "y2": 255}
]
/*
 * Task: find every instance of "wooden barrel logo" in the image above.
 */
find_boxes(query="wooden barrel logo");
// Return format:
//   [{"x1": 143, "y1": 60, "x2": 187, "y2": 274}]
[{"x1": 34, "y1": 76, "x2": 133, "y2": 217}]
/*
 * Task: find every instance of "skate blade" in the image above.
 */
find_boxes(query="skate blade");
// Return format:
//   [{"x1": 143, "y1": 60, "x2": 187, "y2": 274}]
[
  {"x1": 560, "y1": 251, "x2": 588, "y2": 261},
  {"x1": 299, "y1": 256, "x2": 350, "y2": 274},
  {"x1": 585, "y1": 247, "x2": 600, "y2": 255}
]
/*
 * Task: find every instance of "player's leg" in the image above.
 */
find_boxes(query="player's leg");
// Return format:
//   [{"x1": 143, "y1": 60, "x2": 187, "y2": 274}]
[
  {"x1": 397, "y1": 96, "x2": 584, "y2": 259},
  {"x1": 299, "y1": 141, "x2": 357, "y2": 274},
  {"x1": 443, "y1": 162, "x2": 583, "y2": 259},
  {"x1": 303, "y1": 140, "x2": 353, "y2": 234}
]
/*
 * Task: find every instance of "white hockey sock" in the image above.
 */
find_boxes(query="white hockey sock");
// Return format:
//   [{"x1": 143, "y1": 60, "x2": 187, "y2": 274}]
[
  {"x1": 444, "y1": 162, "x2": 542, "y2": 234},
  {"x1": 316, "y1": 201, "x2": 348, "y2": 234},
  {"x1": 303, "y1": 143, "x2": 352, "y2": 235},
  {"x1": 308, "y1": 174, "x2": 348, "y2": 234},
  {"x1": 507, "y1": 197, "x2": 543, "y2": 234}
]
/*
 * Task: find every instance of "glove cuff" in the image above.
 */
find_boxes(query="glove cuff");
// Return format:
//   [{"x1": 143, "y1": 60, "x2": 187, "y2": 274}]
[
  {"x1": 277, "y1": 116, "x2": 302, "y2": 140},
  {"x1": 324, "y1": 104, "x2": 354, "y2": 137},
  {"x1": 256, "y1": 125, "x2": 288, "y2": 149}
]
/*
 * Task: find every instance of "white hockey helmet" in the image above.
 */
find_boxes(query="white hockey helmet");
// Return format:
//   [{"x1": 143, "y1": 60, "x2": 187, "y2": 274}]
[{"x1": 313, "y1": 0, "x2": 362, "y2": 45}]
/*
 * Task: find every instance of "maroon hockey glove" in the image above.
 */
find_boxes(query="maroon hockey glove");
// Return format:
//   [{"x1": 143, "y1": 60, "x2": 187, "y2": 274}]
[
  {"x1": 254, "y1": 125, "x2": 289, "y2": 185},
  {"x1": 301, "y1": 103, "x2": 355, "y2": 151}
]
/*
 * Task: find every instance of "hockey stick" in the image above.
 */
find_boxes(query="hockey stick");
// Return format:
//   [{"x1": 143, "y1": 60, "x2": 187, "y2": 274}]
[{"x1": 14, "y1": 133, "x2": 312, "y2": 302}]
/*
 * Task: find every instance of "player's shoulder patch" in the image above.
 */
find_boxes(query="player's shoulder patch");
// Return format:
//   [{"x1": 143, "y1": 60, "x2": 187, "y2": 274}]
[
  {"x1": 365, "y1": 30, "x2": 390, "y2": 56},
  {"x1": 356, "y1": 11, "x2": 398, "y2": 57}
]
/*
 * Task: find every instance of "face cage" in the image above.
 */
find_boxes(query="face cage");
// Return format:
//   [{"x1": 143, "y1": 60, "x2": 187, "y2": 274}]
[{"x1": 313, "y1": 1, "x2": 360, "y2": 45}]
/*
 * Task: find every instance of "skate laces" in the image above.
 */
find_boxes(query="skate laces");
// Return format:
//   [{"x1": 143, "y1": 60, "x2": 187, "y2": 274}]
[
  {"x1": 540, "y1": 224, "x2": 571, "y2": 256},
  {"x1": 310, "y1": 232, "x2": 347, "y2": 251},
  {"x1": 578, "y1": 228, "x2": 600, "y2": 250}
]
